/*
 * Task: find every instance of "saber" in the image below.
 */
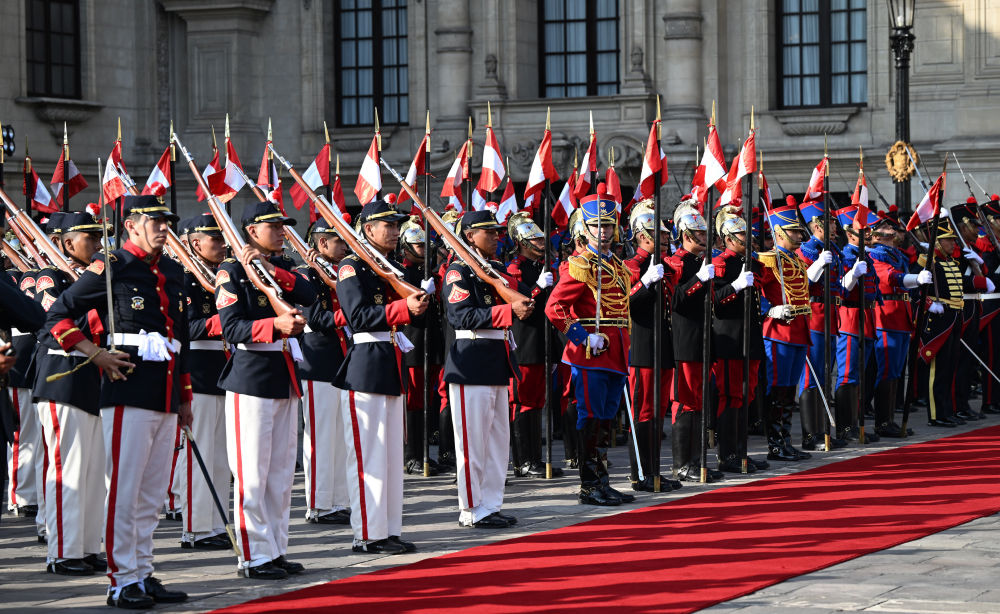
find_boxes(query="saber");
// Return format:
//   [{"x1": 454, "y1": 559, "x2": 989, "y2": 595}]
[
  {"x1": 621, "y1": 386, "x2": 645, "y2": 482},
  {"x1": 805, "y1": 356, "x2": 836, "y2": 428},
  {"x1": 98, "y1": 158, "x2": 117, "y2": 354},
  {"x1": 961, "y1": 339, "x2": 1000, "y2": 387},
  {"x1": 181, "y1": 426, "x2": 241, "y2": 557}
]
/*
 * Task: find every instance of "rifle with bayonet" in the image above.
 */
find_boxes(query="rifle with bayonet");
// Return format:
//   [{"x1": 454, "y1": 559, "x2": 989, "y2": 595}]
[
  {"x1": 953, "y1": 153, "x2": 1000, "y2": 257},
  {"x1": 1, "y1": 238, "x2": 30, "y2": 273},
  {"x1": 0, "y1": 187, "x2": 78, "y2": 280}
]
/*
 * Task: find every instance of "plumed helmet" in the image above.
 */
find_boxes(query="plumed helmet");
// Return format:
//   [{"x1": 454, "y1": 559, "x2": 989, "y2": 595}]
[
  {"x1": 507, "y1": 211, "x2": 544, "y2": 244},
  {"x1": 629, "y1": 198, "x2": 667, "y2": 239},
  {"x1": 568, "y1": 207, "x2": 586, "y2": 240},
  {"x1": 716, "y1": 208, "x2": 747, "y2": 239},
  {"x1": 399, "y1": 215, "x2": 426, "y2": 245},
  {"x1": 673, "y1": 197, "x2": 707, "y2": 234},
  {"x1": 440, "y1": 210, "x2": 461, "y2": 235}
]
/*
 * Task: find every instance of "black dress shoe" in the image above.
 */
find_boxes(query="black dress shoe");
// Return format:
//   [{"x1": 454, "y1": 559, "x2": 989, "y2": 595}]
[
  {"x1": 603, "y1": 485, "x2": 635, "y2": 503},
  {"x1": 717, "y1": 459, "x2": 744, "y2": 473},
  {"x1": 982, "y1": 404, "x2": 1000, "y2": 414},
  {"x1": 243, "y1": 561, "x2": 288, "y2": 579},
  {"x1": 956, "y1": 410, "x2": 979, "y2": 421},
  {"x1": 927, "y1": 418, "x2": 956, "y2": 427},
  {"x1": 631, "y1": 478, "x2": 655, "y2": 492},
  {"x1": 181, "y1": 534, "x2": 233, "y2": 550},
  {"x1": 47, "y1": 558, "x2": 94, "y2": 576},
  {"x1": 748, "y1": 457, "x2": 769, "y2": 470},
  {"x1": 309, "y1": 510, "x2": 351, "y2": 525},
  {"x1": 143, "y1": 576, "x2": 187, "y2": 603},
  {"x1": 15, "y1": 504, "x2": 38, "y2": 518},
  {"x1": 389, "y1": 535, "x2": 417, "y2": 552},
  {"x1": 404, "y1": 459, "x2": 439, "y2": 476},
  {"x1": 862, "y1": 429, "x2": 880, "y2": 443},
  {"x1": 676, "y1": 466, "x2": 712, "y2": 482},
  {"x1": 163, "y1": 509, "x2": 182, "y2": 522},
  {"x1": 492, "y1": 511, "x2": 517, "y2": 526},
  {"x1": 465, "y1": 514, "x2": 510, "y2": 528},
  {"x1": 37, "y1": 534, "x2": 47, "y2": 544},
  {"x1": 83, "y1": 553, "x2": 107, "y2": 572},
  {"x1": 945, "y1": 415, "x2": 967, "y2": 425},
  {"x1": 875, "y1": 422, "x2": 905, "y2": 438},
  {"x1": 107, "y1": 583, "x2": 154, "y2": 609},
  {"x1": 514, "y1": 462, "x2": 546, "y2": 478},
  {"x1": 578, "y1": 486, "x2": 621, "y2": 506},
  {"x1": 352, "y1": 538, "x2": 408, "y2": 554},
  {"x1": 271, "y1": 555, "x2": 304, "y2": 574}
]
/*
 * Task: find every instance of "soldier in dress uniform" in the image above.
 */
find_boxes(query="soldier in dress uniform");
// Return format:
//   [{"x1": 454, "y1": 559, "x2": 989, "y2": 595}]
[
  {"x1": 622, "y1": 200, "x2": 678, "y2": 491},
  {"x1": 665, "y1": 199, "x2": 723, "y2": 483},
  {"x1": 174, "y1": 214, "x2": 232, "y2": 549},
  {"x1": 297, "y1": 218, "x2": 352, "y2": 524},
  {"x1": 398, "y1": 216, "x2": 444, "y2": 476},
  {"x1": 30, "y1": 212, "x2": 108, "y2": 575},
  {"x1": 758, "y1": 203, "x2": 830, "y2": 462},
  {"x1": 554, "y1": 208, "x2": 588, "y2": 469},
  {"x1": 951, "y1": 202, "x2": 992, "y2": 421},
  {"x1": 546, "y1": 192, "x2": 636, "y2": 506},
  {"x1": 978, "y1": 196, "x2": 1000, "y2": 415},
  {"x1": 505, "y1": 212, "x2": 561, "y2": 479},
  {"x1": 795, "y1": 197, "x2": 846, "y2": 450},
  {"x1": 44, "y1": 195, "x2": 190, "y2": 608},
  {"x1": 434, "y1": 210, "x2": 461, "y2": 473},
  {"x1": 215, "y1": 200, "x2": 316, "y2": 579},
  {"x1": 334, "y1": 200, "x2": 429, "y2": 554},
  {"x1": 711, "y1": 209, "x2": 767, "y2": 474},
  {"x1": 869, "y1": 216, "x2": 931, "y2": 437},
  {"x1": 443, "y1": 209, "x2": 533, "y2": 527}
]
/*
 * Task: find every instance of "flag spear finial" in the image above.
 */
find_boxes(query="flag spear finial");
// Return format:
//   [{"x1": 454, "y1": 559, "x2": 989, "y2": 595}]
[
  {"x1": 25, "y1": 137, "x2": 31, "y2": 172},
  {"x1": 824, "y1": 133, "x2": 828, "y2": 157},
  {"x1": 487, "y1": 101, "x2": 492, "y2": 127},
  {"x1": 573, "y1": 146, "x2": 579, "y2": 169},
  {"x1": 323, "y1": 120, "x2": 330, "y2": 144},
  {"x1": 589, "y1": 111, "x2": 594, "y2": 136},
  {"x1": 710, "y1": 100, "x2": 716, "y2": 127},
  {"x1": 545, "y1": 106, "x2": 551, "y2": 131},
  {"x1": 750, "y1": 106, "x2": 755, "y2": 132},
  {"x1": 267, "y1": 117, "x2": 272, "y2": 141},
  {"x1": 336, "y1": 154, "x2": 340, "y2": 176},
  {"x1": 760, "y1": 150, "x2": 764, "y2": 173},
  {"x1": 656, "y1": 95, "x2": 662, "y2": 140},
  {"x1": 375, "y1": 108, "x2": 381, "y2": 152},
  {"x1": 467, "y1": 116, "x2": 473, "y2": 140},
  {"x1": 169, "y1": 120, "x2": 176, "y2": 161},
  {"x1": 63, "y1": 122, "x2": 69, "y2": 159},
  {"x1": 117, "y1": 117, "x2": 121, "y2": 141},
  {"x1": 225, "y1": 113, "x2": 230, "y2": 139},
  {"x1": 609, "y1": 146, "x2": 615, "y2": 168},
  {"x1": 211, "y1": 124, "x2": 217, "y2": 150},
  {"x1": 425, "y1": 110, "x2": 431, "y2": 152}
]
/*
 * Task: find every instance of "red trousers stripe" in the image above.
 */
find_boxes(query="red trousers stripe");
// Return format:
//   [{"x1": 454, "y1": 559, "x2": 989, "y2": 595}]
[
  {"x1": 348, "y1": 391, "x2": 369, "y2": 540},
  {"x1": 105, "y1": 406, "x2": 125, "y2": 585},
  {"x1": 233, "y1": 394, "x2": 253, "y2": 559},
  {"x1": 48, "y1": 402, "x2": 65, "y2": 558},
  {"x1": 459, "y1": 385, "x2": 474, "y2": 508}
]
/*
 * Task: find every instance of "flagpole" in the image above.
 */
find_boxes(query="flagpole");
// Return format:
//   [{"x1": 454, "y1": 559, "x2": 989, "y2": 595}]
[
  {"x1": 62, "y1": 123, "x2": 70, "y2": 212},
  {"x1": 324, "y1": 121, "x2": 333, "y2": 206},
  {"x1": 169, "y1": 121, "x2": 178, "y2": 216},
  {"x1": 224, "y1": 114, "x2": 232, "y2": 218},
  {"x1": 112, "y1": 121, "x2": 120, "y2": 241},
  {"x1": 700, "y1": 104, "x2": 716, "y2": 484},
  {"x1": 651, "y1": 98, "x2": 663, "y2": 492},
  {"x1": 741, "y1": 110, "x2": 755, "y2": 475},
  {"x1": 375, "y1": 109, "x2": 382, "y2": 201},
  {"x1": 422, "y1": 109, "x2": 432, "y2": 478},
  {"x1": 856, "y1": 151, "x2": 868, "y2": 445},
  {"x1": 542, "y1": 107, "x2": 554, "y2": 479},
  {"x1": 23, "y1": 139, "x2": 30, "y2": 214},
  {"x1": 465, "y1": 117, "x2": 473, "y2": 208},
  {"x1": 822, "y1": 135, "x2": 834, "y2": 445}
]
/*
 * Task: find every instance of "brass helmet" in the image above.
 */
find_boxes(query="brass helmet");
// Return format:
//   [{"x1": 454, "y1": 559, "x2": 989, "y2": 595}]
[
  {"x1": 673, "y1": 197, "x2": 707, "y2": 235},
  {"x1": 716, "y1": 207, "x2": 748, "y2": 241},
  {"x1": 568, "y1": 207, "x2": 586, "y2": 241},
  {"x1": 629, "y1": 198, "x2": 667, "y2": 241},
  {"x1": 399, "y1": 215, "x2": 426, "y2": 245},
  {"x1": 507, "y1": 211, "x2": 544, "y2": 244},
  {"x1": 440, "y1": 209, "x2": 461, "y2": 234}
]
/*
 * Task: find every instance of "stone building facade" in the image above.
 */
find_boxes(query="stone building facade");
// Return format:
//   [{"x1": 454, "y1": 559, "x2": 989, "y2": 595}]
[{"x1": 1, "y1": 0, "x2": 998, "y2": 221}]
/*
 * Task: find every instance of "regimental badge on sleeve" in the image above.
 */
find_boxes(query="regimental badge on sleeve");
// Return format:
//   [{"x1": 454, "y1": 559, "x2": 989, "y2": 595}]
[
  {"x1": 215, "y1": 269, "x2": 230, "y2": 287},
  {"x1": 86, "y1": 259, "x2": 105, "y2": 276},
  {"x1": 19, "y1": 277, "x2": 35, "y2": 293},
  {"x1": 445, "y1": 269, "x2": 461, "y2": 285},
  {"x1": 339, "y1": 264, "x2": 356, "y2": 280},
  {"x1": 448, "y1": 285, "x2": 470, "y2": 304},
  {"x1": 35, "y1": 275, "x2": 55, "y2": 292},
  {"x1": 40, "y1": 291, "x2": 56, "y2": 311},
  {"x1": 216, "y1": 288, "x2": 238, "y2": 310}
]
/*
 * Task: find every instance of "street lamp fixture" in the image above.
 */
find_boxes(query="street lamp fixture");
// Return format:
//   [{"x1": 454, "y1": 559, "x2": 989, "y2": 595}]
[{"x1": 887, "y1": 0, "x2": 916, "y2": 212}]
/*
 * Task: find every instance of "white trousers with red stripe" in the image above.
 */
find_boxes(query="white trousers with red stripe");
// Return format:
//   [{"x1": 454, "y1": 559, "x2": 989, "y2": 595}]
[
  {"x1": 102, "y1": 406, "x2": 177, "y2": 590},
  {"x1": 342, "y1": 390, "x2": 403, "y2": 545},
  {"x1": 7, "y1": 387, "x2": 42, "y2": 511},
  {"x1": 38, "y1": 400, "x2": 105, "y2": 562},
  {"x1": 448, "y1": 384, "x2": 510, "y2": 525},
  {"x1": 166, "y1": 424, "x2": 183, "y2": 513},
  {"x1": 302, "y1": 380, "x2": 349, "y2": 517},
  {"x1": 180, "y1": 393, "x2": 229, "y2": 542},
  {"x1": 225, "y1": 391, "x2": 297, "y2": 569}
]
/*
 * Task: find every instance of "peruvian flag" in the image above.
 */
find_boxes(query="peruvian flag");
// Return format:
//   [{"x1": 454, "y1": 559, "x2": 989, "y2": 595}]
[
  {"x1": 553, "y1": 168, "x2": 578, "y2": 229},
  {"x1": 354, "y1": 135, "x2": 382, "y2": 206},
  {"x1": 470, "y1": 187, "x2": 489, "y2": 211},
  {"x1": 759, "y1": 169, "x2": 772, "y2": 211},
  {"x1": 50, "y1": 156, "x2": 88, "y2": 208},
  {"x1": 289, "y1": 143, "x2": 330, "y2": 211},
  {"x1": 208, "y1": 139, "x2": 247, "y2": 202},
  {"x1": 572, "y1": 135, "x2": 598, "y2": 200},
  {"x1": 195, "y1": 146, "x2": 221, "y2": 202},
  {"x1": 445, "y1": 195, "x2": 465, "y2": 213},
  {"x1": 495, "y1": 179, "x2": 518, "y2": 224},
  {"x1": 803, "y1": 157, "x2": 829, "y2": 202},
  {"x1": 102, "y1": 140, "x2": 128, "y2": 203},
  {"x1": 719, "y1": 155, "x2": 743, "y2": 206},
  {"x1": 141, "y1": 146, "x2": 172, "y2": 197},
  {"x1": 700, "y1": 124, "x2": 728, "y2": 191},
  {"x1": 853, "y1": 202, "x2": 874, "y2": 231},
  {"x1": 397, "y1": 133, "x2": 428, "y2": 209},
  {"x1": 735, "y1": 132, "x2": 757, "y2": 183},
  {"x1": 605, "y1": 166, "x2": 623, "y2": 211},
  {"x1": 635, "y1": 122, "x2": 668, "y2": 202},
  {"x1": 907, "y1": 172, "x2": 946, "y2": 231},
  {"x1": 325, "y1": 173, "x2": 348, "y2": 224},
  {"x1": 851, "y1": 172, "x2": 869, "y2": 207},
  {"x1": 523, "y1": 129, "x2": 559, "y2": 211},
  {"x1": 256, "y1": 145, "x2": 284, "y2": 213},
  {"x1": 440, "y1": 141, "x2": 469, "y2": 210},
  {"x1": 477, "y1": 126, "x2": 506, "y2": 193},
  {"x1": 23, "y1": 158, "x2": 55, "y2": 213},
  {"x1": 691, "y1": 163, "x2": 709, "y2": 205}
]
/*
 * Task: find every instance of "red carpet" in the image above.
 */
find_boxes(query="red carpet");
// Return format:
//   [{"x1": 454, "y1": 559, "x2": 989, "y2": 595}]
[{"x1": 215, "y1": 426, "x2": 1000, "y2": 614}]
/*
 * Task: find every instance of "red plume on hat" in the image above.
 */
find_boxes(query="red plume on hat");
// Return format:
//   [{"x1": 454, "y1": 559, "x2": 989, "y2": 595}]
[
  {"x1": 967, "y1": 196, "x2": 978, "y2": 204},
  {"x1": 384, "y1": 193, "x2": 397, "y2": 205},
  {"x1": 785, "y1": 194, "x2": 798, "y2": 207},
  {"x1": 993, "y1": 194, "x2": 1000, "y2": 202}
]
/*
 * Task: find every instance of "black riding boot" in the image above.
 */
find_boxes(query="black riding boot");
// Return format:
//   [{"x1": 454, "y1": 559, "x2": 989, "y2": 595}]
[
  {"x1": 577, "y1": 420, "x2": 620, "y2": 506},
  {"x1": 835, "y1": 384, "x2": 857, "y2": 442},
  {"x1": 874, "y1": 379, "x2": 904, "y2": 437},
  {"x1": 716, "y1": 406, "x2": 742, "y2": 472},
  {"x1": 562, "y1": 402, "x2": 579, "y2": 466}
]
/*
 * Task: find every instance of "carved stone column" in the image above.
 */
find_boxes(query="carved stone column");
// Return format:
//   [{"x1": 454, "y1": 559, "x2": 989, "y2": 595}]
[
  {"x1": 662, "y1": 0, "x2": 704, "y2": 143},
  {"x1": 434, "y1": 0, "x2": 472, "y2": 132}
]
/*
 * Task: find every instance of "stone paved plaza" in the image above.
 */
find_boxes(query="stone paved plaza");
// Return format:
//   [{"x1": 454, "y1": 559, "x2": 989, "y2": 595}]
[{"x1": 2, "y1": 409, "x2": 998, "y2": 613}]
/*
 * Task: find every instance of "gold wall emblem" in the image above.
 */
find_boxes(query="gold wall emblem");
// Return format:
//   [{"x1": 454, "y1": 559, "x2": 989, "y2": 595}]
[{"x1": 885, "y1": 141, "x2": 918, "y2": 182}]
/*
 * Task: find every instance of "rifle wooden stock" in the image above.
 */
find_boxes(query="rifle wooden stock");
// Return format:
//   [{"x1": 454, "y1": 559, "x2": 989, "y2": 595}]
[
  {"x1": 1, "y1": 239, "x2": 30, "y2": 273},
  {"x1": 0, "y1": 187, "x2": 78, "y2": 280},
  {"x1": 5, "y1": 213, "x2": 48, "y2": 268},
  {"x1": 280, "y1": 162, "x2": 418, "y2": 298},
  {"x1": 174, "y1": 148, "x2": 295, "y2": 315},
  {"x1": 391, "y1": 170, "x2": 529, "y2": 305}
]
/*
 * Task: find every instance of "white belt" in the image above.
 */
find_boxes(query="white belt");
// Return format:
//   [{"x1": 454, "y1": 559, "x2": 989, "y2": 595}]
[
  {"x1": 454, "y1": 329, "x2": 506, "y2": 341},
  {"x1": 190, "y1": 340, "x2": 225, "y2": 351},
  {"x1": 112, "y1": 333, "x2": 181, "y2": 353},
  {"x1": 235, "y1": 338, "x2": 304, "y2": 362},
  {"x1": 11, "y1": 328, "x2": 29, "y2": 338},
  {"x1": 352, "y1": 331, "x2": 392, "y2": 344},
  {"x1": 48, "y1": 348, "x2": 88, "y2": 358},
  {"x1": 964, "y1": 293, "x2": 1000, "y2": 301}
]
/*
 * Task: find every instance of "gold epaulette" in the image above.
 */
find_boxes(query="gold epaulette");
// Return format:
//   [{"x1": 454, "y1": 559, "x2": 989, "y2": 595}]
[
  {"x1": 757, "y1": 250, "x2": 777, "y2": 270},
  {"x1": 567, "y1": 254, "x2": 593, "y2": 283},
  {"x1": 917, "y1": 254, "x2": 928, "y2": 268}
]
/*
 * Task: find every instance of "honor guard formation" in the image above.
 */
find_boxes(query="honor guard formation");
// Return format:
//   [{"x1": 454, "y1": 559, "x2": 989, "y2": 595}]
[{"x1": 3, "y1": 116, "x2": 1000, "y2": 610}]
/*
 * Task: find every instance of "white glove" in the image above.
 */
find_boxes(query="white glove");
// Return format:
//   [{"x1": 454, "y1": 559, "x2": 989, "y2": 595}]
[
  {"x1": 420, "y1": 277, "x2": 436, "y2": 295},
  {"x1": 842, "y1": 260, "x2": 868, "y2": 291},
  {"x1": 918, "y1": 269, "x2": 933, "y2": 285},
  {"x1": 806, "y1": 251, "x2": 833, "y2": 283},
  {"x1": 731, "y1": 270, "x2": 754, "y2": 292},
  {"x1": 928, "y1": 301, "x2": 944, "y2": 314},
  {"x1": 766, "y1": 305, "x2": 793, "y2": 321},
  {"x1": 988, "y1": 278, "x2": 997, "y2": 293},
  {"x1": 535, "y1": 271, "x2": 554, "y2": 290},
  {"x1": 696, "y1": 261, "x2": 715, "y2": 282},
  {"x1": 963, "y1": 248, "x2": 984, "y2": 265},
  {"x1": 918, "y1": 241, "x2": 929, "y2": 251},
  {"x1": 641, "y1": 264, "x2": 664, "y2": 288},
  {"x1": 394, "y1": 331, "x2": 415, "y2": 353},
  {"x1": 586, "y1": 333, "x2": 606, "y2": 352},
  {"x1": 137, "y1": 330, "x2": 173, "y2": 362},
  {"x1": 902, "y1": 269, "x2": 933, "y2": 289}
]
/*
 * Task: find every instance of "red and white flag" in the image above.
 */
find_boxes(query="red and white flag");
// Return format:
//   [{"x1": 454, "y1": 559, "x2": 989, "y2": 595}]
[
  {"x1": 700, "y1": 125, "x2": 728, "y2": 191},
  {"x1": 759, "y1": 169, "x2": 772, "y2": 212},
  {"x1": 803, "y1": 157, "x2": 829, "y2": 203},
  {"x1": 605, "y1": 166, "x2": 623, "y2": 211},
  {"x1": 476, "y1": 126, "x2": 505, "y2": 193},
  {"x1": 907, "y1": 172, "x2": 946, "y2": 231},
  {"x1": 635, "y1": 122, "x2": 667, "y2": 203},
  {"x1": 440, "y1": 141, "x2": 469, "y2": 211},
  {"x1": 572, "y1": 135, "x2": 598, "y2": 200},
  {"x1": 208, "y1": 139, "x2": 247, "y2": 202},
  {"x1": 50, "y1": 156, "x2": 88, "y2": 208},
  {"x1": 397, "y1": 134, "x2": 428, "y2": 209},
  {"x1": 289, "y1": 143, "x2": 330, "y2": 211},
  {"x1": 445, "y1": 195, "x2": 465, "y2": 213},
  {"x1": 470, "y1": 187, "x2": 489, "y2": 212},
  {"x1": 354, "y1": 135, "x2": 382, "y2": 206},
  {"x1": 195, "y1": 146, "x2": 221, "y2": 202},
  {"x1": 523, "y1": 129, "x2": 559, "y2": 211},
  {"x1": 851, "y1": 172, "x2": 869, "y2": 207},
  {"x1": 23, "y1": 157, "x2": 55, "y2": 213},
  {"x1": 495, "y1": 179, "x2": 518, "y2": 224},
  {"x1": 719, "y1": 155, "x2": 743, "y2": 207},
  {"x1": 736, "y1": 132, "x2": 757, "y2": 183},
  {"x1": 141, "y1": 146, "x2": 172, "y2": 197},
  {"x1": 256, "y1": 145, "x2": 284, "y2": 213},
  {"x1": 330, "y1": 173, "x2": 347, "y2": 218},
  {"x1": 102, "y1": 140, "x2": 128, "y2": 204},
  {"x1": 553, "y1": 168, "x2": 578, "y2": 229}
]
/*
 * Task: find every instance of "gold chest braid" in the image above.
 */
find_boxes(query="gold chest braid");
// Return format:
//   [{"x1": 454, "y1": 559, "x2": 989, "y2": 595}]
[
  {"x1": 568, "y1": 253, "x2": 630, "y2": 320},
  {"x1": 759, "y1": 250, "x2": 810, "y2": 308}
]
